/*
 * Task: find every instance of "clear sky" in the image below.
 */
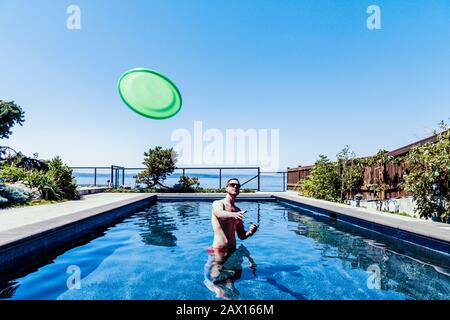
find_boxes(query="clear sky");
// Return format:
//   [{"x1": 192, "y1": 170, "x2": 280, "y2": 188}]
[{"x1": 1, "y1": 0, "x2": 449, "y2": 169}]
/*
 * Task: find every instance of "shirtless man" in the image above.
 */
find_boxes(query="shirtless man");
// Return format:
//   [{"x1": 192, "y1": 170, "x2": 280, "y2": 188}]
[
  {"x1": 204, "y1": 178, "x2": 258, "y2": 298},
  {"x1": 210, "y1": 178, "x2": 258, "y2": 250}
]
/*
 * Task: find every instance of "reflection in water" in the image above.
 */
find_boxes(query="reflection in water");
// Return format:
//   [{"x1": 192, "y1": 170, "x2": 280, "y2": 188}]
[
  {"x1": 0, "y1": 283, "x2": 19, "y2": 299},
  {"x1": 287, "y1": 210, "x2": 450, "y2": 299},
  {"x1": 249, "y1": 203, "x2": 261, "y2": 226},
  {"x1": 176, "y1": 202, "x2": 200, "y2": 220},
  {"x1": 203, "y1": 244, "x2": 256, "y2": 300},
  {"x1": 204, "y1": 245, "x2": 256, "y2": 300},
  {"x1": 203, "y1": 244, "x2": 306, "y2": 300},
  {"x1": 137, "y1": 206, "x2": 178, "y2": 247}
]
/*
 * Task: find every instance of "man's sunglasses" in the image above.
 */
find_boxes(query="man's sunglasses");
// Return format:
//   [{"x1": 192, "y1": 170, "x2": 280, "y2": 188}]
[{"x1": 227, "y1": 183, "x2": 241, "y2": 188}]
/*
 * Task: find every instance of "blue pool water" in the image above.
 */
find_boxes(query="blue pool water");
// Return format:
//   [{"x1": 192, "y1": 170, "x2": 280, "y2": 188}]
[{"x1": 1, "y1": 201, "x2": 449, "y2": 300}]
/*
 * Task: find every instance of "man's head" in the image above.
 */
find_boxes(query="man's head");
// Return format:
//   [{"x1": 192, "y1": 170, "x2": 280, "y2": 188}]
[{"x1": 225, "y1": 178, "x2": 241, "y2": 196}]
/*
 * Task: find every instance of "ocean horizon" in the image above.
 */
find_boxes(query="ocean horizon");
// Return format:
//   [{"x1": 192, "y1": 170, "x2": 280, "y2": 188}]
[{"x1": 72, "y1": 169, "x2": 286, "y2": 191}]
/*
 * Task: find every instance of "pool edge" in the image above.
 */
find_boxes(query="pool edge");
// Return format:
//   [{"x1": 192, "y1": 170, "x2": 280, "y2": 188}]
[
  {"x1": 272, "y1": 193, "x2": 450, "y2": 256},
  {"x1": 0, "y1": 194, "x2": 157, "y2": 277}
]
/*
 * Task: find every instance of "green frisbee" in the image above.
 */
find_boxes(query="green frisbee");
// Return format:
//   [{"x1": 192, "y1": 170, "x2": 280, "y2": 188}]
[{"x1": 118, "y1": 68, "x2": 182, "y2": 120}]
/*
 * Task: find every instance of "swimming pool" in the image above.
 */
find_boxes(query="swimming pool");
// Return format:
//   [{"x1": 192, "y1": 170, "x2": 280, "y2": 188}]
[{"x1": 0, "y1": 200, "x2": 449, "y2": 300}]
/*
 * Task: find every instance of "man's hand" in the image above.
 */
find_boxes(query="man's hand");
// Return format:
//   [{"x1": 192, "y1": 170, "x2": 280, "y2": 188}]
[
  {"x1": 246, "y1": 223, "x2": 258, "y2": 237},
  {"x1": 230, "y1": 211, "x2": 246, "y2": 221}
]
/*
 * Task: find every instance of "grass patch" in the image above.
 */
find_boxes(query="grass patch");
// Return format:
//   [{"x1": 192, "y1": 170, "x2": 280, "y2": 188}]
[{"x1": 381, "y1": 210, "x2": 411, "y2": 217}]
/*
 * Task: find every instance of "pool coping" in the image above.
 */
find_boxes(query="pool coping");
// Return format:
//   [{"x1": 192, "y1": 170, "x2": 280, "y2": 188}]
[{"x1": 0, "y1": 192, "x2": 449, "y2": 277}]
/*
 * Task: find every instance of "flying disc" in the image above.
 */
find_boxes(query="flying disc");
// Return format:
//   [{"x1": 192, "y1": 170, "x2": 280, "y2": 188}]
[{"x1": 118, "y1": 68, "x2": 182, "y2": 120}]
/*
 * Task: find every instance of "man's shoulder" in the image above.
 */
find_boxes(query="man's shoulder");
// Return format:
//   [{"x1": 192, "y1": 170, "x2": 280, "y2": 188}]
[{"x1": 212, "y1": 199, "x2": 225, "y2": 206}]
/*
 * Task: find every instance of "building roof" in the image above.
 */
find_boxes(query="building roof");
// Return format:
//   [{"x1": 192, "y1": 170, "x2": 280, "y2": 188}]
[
  {"x1": 287, "y1": 165, "x2": 315, "y2": 172},
  {"x1": 388, "y1": 134, "x2": 438, "y2": 157}
]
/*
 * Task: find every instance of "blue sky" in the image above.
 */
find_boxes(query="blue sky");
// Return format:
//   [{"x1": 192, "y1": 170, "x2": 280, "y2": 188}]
[{"x1": 1, "y1": 0, "x2": 449, "y2": 169}]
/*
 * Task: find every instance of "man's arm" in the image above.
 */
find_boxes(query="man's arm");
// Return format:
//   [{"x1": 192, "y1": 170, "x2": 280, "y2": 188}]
[
  {"x1": 236, "y1": 221, "x2": 248, "y2": 240},
  {"x1": 212, "y1": 200, "x2": 244, "y2": 220},
  {"x1": 236, "y1": 221, "x2": 258, "y2": 240}
]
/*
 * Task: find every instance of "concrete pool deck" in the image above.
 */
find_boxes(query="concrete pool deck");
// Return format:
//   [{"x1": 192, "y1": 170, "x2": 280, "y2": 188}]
[
  {"x1": 0, "y1": 193, "x2": 153, "y2": 233},
  {"x1": 0, "y1": 191, "x2": 449, "y2": 276}
]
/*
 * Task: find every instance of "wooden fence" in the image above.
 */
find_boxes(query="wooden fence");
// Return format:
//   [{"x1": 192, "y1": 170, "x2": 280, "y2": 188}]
[
  {"x1": 286, "y1": 133, "x2": 440, "y2": 199},
  {"x1": 287, "y1": 163, "x2": 410, "y2": 200}
]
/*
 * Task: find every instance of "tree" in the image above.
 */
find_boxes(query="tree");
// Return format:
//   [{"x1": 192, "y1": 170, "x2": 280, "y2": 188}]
[
  {"x1": 0, "y1": 100, "x2": 25, "y2": 139},
  {"x1": 1, "y1": 149, "x2": 48, "y2": 171},
  {"x1": 404, "y1": 122, "x2": 450, "y2": 222},
  {"x1": 336, "y1": 146, "x2": 364, "y2": 201},
  {"x1": 366, "y1": 150, "x2": 397, "y2": 201},
  {"x1": 135, "y1": 146, "x2": 177, "y2": 188},
  {"x1": 297, "y1": 155, "x2": 342, "y2": 202}
]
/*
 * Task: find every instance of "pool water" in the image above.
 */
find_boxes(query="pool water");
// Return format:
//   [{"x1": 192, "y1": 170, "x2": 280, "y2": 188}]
[{"x1": 1, "y1": 201, "x2": 449, "y2": 300}]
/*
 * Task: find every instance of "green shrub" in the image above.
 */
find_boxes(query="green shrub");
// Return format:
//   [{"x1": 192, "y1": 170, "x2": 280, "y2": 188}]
[
  {"x1": 0, "y1": 100, "x2": 78, "y2": 205},
  {"x1": 0, "y1": 183, "x2": 31, "y2": 205},
  {"x1": 22, "y1": 157, "x2": 78, "y2": 201},
  {"x1": 0, "y1": 164, "x2": 27, "y2": 182},
  {"x1": 297, "y1": 155, "x2": 342, "y2": 202},
  {"x1": 47, "y1": 157, "x2": 78, "y2": 200},
  {"x1": 404, "y1": 123, "x2": 450, "y2": 222},
  {"x1": 25, "y1": 170, "x2": 61, "y2": 200},
  {"x1": 172, "y1": 176, "x2": 200, "y2": 192}
]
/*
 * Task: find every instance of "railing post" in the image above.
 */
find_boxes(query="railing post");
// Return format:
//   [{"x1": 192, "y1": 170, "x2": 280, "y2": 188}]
[
  {"x1": 219, "y1": 168, "x2": 222, "y2": 189},
  {"x1": 122, "y1": 168, "x2": 125, "y2": 186},
  {"x1": 110, "y1": 165, "x2": 113, "y2": 187},
  {"x1": 283, "y1": 172, "x2": 286, "y2": 192},
  {"x1": 182, "y1": 168, "x2": 185, "y2": 177},
  {"x1": 257, "y1": 167, "x2": 260, "y2": 191},
  {"x1": 94, "y1": 168, "x2": 97, "y2": 186}
]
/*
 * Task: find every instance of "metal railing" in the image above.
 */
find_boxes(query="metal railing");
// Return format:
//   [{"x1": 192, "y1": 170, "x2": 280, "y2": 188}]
[{"x1": 70, "y1": 166, "x2": 287, "y2": 192}]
